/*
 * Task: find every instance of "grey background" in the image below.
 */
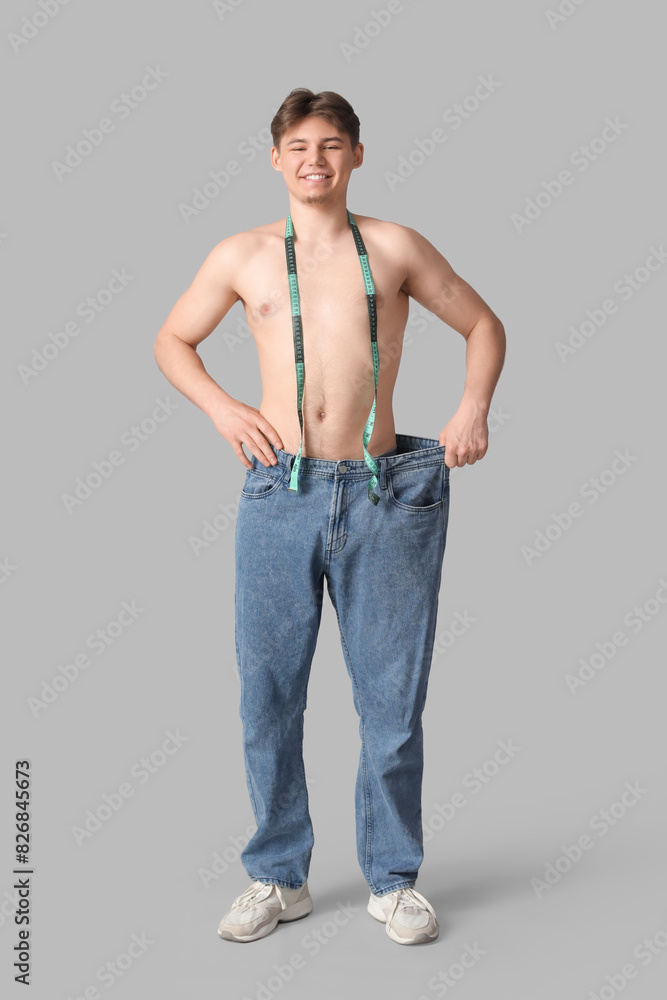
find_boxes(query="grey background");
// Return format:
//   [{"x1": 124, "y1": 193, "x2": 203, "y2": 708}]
[{"x1": 3, "y1": 0, "x2": 666, "y2": 997}]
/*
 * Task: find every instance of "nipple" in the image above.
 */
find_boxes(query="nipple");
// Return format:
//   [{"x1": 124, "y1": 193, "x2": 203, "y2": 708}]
[{"x1": 258, "y1": 301, "x2": 275, "y2": 317}]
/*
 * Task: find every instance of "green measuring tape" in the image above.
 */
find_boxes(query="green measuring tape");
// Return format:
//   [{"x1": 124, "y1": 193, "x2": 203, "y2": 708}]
[{"x1": 284, "y1": 209, "x2": 381, "y2": 504}]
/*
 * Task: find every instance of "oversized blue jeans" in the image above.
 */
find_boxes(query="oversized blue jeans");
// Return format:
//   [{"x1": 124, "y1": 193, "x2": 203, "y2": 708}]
[{"x1": 234, "y1": 433, "x2": 451, "y2": 896}]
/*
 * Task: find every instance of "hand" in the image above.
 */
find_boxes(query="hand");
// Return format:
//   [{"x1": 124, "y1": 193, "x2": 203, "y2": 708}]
[
  {"x1": 439, "y1": 400, "x2": 489, "y2": 469},
  {"x1": 210, "y1": 399, "x2": 283, "y2": 469}
]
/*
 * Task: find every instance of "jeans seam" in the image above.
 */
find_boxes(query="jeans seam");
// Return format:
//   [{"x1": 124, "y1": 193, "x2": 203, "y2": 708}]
[
  {"x1": 329, "y1": 587, "x2": 374, "y2": 887},
  {"x1": 298, "y1": 676, "x2": 310, "y2": 874},
  {"x1": 236, "y1": 631, "x2": 259, "y2": 820}
]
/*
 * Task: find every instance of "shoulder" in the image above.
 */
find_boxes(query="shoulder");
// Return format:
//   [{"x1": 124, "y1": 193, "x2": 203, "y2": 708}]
[
  {"x1": 349, "y1": 213, "x2": 410, "y2": 238},
  {"x1": 205, "y1": 220, "x2": 285, "y2": 265},
  {"x1": 350, "y1": 214, "x2": 424, "y2": 254}
]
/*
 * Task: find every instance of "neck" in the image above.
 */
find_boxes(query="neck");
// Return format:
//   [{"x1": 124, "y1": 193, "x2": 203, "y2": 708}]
[{"x1": 286, "y1": 199, "x2": 351, "y2": 245}]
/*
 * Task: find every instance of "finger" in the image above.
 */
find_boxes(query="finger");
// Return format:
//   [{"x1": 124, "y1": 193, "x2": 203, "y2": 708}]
[
  {"x1": 234, "y1": 444, "x2": 252, "y2": 470},
  {"x1": 245, "y1": 432, "x2": 276, "y2": 467},
  {"x1": 259, "y1": 419, "x2": 283, "y2": 451}
]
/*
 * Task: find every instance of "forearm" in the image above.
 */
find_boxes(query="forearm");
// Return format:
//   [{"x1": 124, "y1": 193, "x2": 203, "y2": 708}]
[
  {"x1": 459, "y1": 317, "x2": 506, "y2": 413},
  {"x1": 153, "y1": 331, "x2": 234, "y2": 421}
]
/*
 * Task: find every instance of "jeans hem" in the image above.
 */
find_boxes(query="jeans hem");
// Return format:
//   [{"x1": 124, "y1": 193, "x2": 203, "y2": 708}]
[
  {"x1": 248, "y1": 876, "x2": 305, "y2": 890},
  {"x1": 370, "y1": 879, "x2": 416, "y2": 896}
]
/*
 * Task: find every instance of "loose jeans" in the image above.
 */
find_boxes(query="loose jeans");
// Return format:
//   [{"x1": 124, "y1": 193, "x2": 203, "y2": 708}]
[{"x1": 234, "y1": 433, "x2": 451, "y2": 896}]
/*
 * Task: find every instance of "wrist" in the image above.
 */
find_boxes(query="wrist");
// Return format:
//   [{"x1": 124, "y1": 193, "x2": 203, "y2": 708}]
[
  {"x1": 459, "y1": 392, "x2": 490, "y2": 416},
  {"x1": 202, "y1": 389, "x2": 237, "y2": 424}
]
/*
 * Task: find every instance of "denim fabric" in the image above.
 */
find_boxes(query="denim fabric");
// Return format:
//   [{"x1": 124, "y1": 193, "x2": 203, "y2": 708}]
[{"x1": 234, "y1": 433, "x2": 451, "y2": 896}]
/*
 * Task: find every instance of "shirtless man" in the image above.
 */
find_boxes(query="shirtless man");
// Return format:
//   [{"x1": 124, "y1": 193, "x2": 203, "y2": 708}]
[{"x1": 153, "y1": 88, "x2": 505, "y2": 946}]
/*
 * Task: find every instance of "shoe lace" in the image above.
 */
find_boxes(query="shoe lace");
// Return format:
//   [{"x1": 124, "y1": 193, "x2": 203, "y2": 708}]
[
  {"x1": 387, "y1": 887, "x2": 437, "y2": 924},
  {"x1": 232, "y1": 881, "x2": 274, "y2": 912}
]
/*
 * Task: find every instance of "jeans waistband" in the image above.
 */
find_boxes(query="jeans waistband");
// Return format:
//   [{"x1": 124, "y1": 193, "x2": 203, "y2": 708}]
[{"x1": 257, "y1": 433, "x2": 447, "y2": 489}]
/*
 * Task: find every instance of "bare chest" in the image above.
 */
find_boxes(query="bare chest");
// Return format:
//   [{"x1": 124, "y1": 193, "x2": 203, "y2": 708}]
[{"x1": 235, "y1": 238, "x2": 409, "y2": 371}]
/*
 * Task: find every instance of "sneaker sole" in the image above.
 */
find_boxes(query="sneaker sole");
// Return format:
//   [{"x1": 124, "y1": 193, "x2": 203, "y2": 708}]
[{"x1": 218, "y1": 896, "x2": 313, "y2": 943}]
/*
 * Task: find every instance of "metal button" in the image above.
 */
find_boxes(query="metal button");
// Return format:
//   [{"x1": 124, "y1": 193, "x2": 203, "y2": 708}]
[{"x1": 338, "y1": 463, "x2": 348, "y2": 474}]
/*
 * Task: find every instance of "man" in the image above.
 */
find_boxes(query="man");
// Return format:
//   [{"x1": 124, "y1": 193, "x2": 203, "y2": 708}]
[{"x1": 153, "y1": 88, "x2": 505, "y2": 946}]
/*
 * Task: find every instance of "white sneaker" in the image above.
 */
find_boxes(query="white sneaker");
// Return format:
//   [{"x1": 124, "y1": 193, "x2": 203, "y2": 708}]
[
  {"x1": 217, "y1": 880, "x2": 312, "y2": 942},
  {"x1": 368, "y1": 886, "x2": 439, "y2": 944}
]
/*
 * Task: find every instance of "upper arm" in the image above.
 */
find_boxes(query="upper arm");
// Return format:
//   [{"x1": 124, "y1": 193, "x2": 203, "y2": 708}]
[
  {"x1": 155, "y1": 235, "x2": 244, "y2": 349},
  {"x1": 400, "y1": 226, "x2": 501, "y2": 339}
]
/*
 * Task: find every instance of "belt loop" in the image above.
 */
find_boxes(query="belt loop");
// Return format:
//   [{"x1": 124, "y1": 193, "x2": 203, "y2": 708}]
[{"x1": 380, "y1": 456, "x2": 387, "y2": 491}]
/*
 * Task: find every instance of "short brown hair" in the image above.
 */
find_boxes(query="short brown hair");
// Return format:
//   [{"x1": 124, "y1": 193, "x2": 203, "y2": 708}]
[{"x1": 271, "y1": 88, "x2": 360, "y2": 152}]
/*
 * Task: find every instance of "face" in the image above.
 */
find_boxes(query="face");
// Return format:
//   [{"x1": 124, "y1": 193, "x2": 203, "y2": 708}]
[{"x1": 271, "y1": 115, "x2": 363, "y2": 206}]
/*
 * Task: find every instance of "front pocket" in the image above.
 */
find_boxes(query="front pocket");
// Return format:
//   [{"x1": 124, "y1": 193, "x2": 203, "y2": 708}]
[
  {"x1": 387, "y1": 462, "x2": 444, "y2": 512},
  {"x1": 241, "y1": 465, "x2": 286, "y2": 499}
]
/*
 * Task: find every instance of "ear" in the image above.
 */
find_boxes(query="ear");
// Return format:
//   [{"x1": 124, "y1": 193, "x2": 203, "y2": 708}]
[{"x1": 270, "y1": 146, "x2": 282, "y2": 171}]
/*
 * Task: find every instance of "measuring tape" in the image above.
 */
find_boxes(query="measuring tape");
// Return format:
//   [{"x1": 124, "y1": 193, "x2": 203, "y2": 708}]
[{"x1": 284, "y1": 209, "x2": 381, "y2": 504}]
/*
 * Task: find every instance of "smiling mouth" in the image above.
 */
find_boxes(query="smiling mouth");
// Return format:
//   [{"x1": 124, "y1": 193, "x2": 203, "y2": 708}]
[{"x1": 300, "y1": 174, "x2": 331, "y2": 182}]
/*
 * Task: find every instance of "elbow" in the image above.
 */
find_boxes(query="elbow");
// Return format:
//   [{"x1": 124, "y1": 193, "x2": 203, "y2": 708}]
[
  {"x1": 486, "y1": 315, "x2": 506, "y2": 347},
  {"x1": 153, "y1": 329, "x2": 169, "y2": 368},
  {"x1": 463, "y1": 314, "x2": 505, "y2": 342}
]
